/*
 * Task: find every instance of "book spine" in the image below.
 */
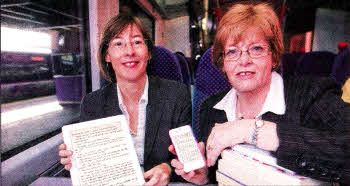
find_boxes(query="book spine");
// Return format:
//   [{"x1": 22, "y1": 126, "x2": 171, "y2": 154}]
[
  {"x1": 227, "y1": 147, "x2": 293, "y2": 173},
  {"x1": 222, "y1": 149, "x2": 296, "y2": 176},
  {"x1": 216, "y1": 171, "x2": 244, "y2": 186},
  {"x1": 220, "y1": 149, "x2": 324, "y2": 185},
  {"x1": 218, "y1": 159, "x2": 276, "y2": 185},
  {"x1": 219, "y1": 156, "x2": 304, "y2": 185}
]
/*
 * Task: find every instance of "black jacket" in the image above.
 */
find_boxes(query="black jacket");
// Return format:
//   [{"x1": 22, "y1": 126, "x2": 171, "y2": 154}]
[
  {"x1": 199, "y1": 75, "x2": 350, "y2": 184},
  {"x1": 80, "y1": 76, "x2": 192, "y2": 181}
]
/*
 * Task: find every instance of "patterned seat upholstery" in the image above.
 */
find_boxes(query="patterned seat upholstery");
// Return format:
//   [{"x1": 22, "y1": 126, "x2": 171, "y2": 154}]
[
  {"x1": 192, "y1": 47, "x2": 231, "y2": 137},
  {"x1": 280, "y1": 52, "x2": 303, "y2": 77},
  {"x1": 294, "y1": 51, "x2": 336, "y2": 77},
  {"x1": 330, "y1": 48, "x2": 350, "y2": 86},
  {"x1": 175, "y1": 53, "x2": 191, "y2": 86},
  {"x1": 150, "y1": 46, "x2": 183, "y2": 83}
]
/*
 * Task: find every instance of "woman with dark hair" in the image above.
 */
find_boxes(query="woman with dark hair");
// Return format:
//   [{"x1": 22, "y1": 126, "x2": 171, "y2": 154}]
[
  {"x1": 170, "y1": 2, "x2": 350, "y2": 184},
  {"x1": 59, "y1": 14, "x2": 191, "y2": 185}
]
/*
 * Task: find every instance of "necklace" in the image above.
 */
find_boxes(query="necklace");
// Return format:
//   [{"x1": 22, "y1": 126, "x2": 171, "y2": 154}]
[
  {"x1": 237, "y1": 99, "x2": 259, "y2": 120},
  {"x1": 238, "y1": 112, "x2": 260, "y2": 120}
]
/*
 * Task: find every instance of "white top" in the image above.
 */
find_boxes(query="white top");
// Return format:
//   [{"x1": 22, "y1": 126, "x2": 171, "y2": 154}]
[
  {"x1": 117, "y1": 75, "x2": 149, "y2": 168},
  {"x1": 214, "y1": 72, "x2": 286, "y2": 121}
]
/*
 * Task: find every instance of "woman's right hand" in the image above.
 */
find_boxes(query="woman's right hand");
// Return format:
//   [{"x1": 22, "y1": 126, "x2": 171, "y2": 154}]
[
  {"x1": 58, "y1": 143, "x2": 73, "y2": 170},
  {"x1": 168, "y1": 142, "x2": 209, "y2": 185}
]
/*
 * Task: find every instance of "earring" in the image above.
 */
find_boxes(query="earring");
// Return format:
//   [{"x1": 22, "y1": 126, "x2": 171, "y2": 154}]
[{"x1": 272, "y1": 65, "x2": 277, "y2": 71}]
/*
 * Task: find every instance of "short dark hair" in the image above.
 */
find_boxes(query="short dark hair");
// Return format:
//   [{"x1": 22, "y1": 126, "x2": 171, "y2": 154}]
[{"x1": 98, "y1": 13, "x2": 154, "y2": 83}]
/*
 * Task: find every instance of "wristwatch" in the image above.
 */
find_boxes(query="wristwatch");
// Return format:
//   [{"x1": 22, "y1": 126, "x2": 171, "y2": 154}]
[{"x1": 251, "y1": 118, "x2": 264, "y2": 146}]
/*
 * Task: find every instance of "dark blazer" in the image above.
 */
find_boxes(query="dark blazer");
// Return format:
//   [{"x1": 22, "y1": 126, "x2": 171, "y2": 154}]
[
  {"x1": 199, "y1": 75, "x2": 350, "y2": 184},
  {"x1": 80, "y1": 76, "x2": 192, "y2": 181}
]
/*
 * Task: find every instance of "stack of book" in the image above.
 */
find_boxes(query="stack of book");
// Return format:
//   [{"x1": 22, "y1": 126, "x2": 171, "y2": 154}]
[{"x1": 216, "y1": 144, "x2": 327, "y2": 186}]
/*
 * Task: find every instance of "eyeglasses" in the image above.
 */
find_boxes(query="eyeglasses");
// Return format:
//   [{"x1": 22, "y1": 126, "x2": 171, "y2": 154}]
[
  {"x1": 223, "y1": 43, "x2": 270, "y2": 61},
  {"x1": 109, "y1": 38, "x2": 147, "y2": 50}
]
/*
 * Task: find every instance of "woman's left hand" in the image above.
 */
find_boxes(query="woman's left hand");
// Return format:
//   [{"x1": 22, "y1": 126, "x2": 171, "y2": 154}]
[
  {"x1": 206, "y1": 120, "x2": 279, "y2": 167},
  {"x1": 143, "y1": 163, "x2": 171, "y2": 186},
  {"x1": 206, "y1": 120, "x2": 255, "y2": 167}
]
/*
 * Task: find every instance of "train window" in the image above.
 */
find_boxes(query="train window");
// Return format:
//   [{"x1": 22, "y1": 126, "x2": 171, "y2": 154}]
[
  {"x1": 1, "y1": 0, "x2": 89, "y2": 162},
  {"x1": 1, "y1": 27, "x2": 52, "y2": 54}
]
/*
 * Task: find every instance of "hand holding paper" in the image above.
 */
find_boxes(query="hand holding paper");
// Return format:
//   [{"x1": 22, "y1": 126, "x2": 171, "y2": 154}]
[
  {"x1": 169, "y1": 142, "x2": 209, "y2": 185},
  {"x1": 62, "y1": 115, "x2": 145, "y2": 186},
  {"x1": 58, "y1": 143, "x2": 73, "y2": 170}
]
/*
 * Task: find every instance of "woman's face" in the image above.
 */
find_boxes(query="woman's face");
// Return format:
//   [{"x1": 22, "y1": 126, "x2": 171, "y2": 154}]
[
  {"x1": 222, "y1": 26, "x2": 274, "y2": 94},
  {"x1": 105, "y1": 24, "x2": 150, "y2": 82}
]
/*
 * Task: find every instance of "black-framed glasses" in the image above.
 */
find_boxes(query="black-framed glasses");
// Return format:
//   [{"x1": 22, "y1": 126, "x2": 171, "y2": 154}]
[{"x1": 223, "y1": 43, "x2": 270, "y2": 61}]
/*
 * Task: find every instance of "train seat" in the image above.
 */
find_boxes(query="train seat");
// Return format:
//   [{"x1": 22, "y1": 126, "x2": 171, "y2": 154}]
[
  {"x1": 175, "y1": 52, "x2": 192, "y2": 86},
  {"x1": 280, "y1": 52, "x2": 304, "y2": 77},
  {"x1": 150, "y1": 46, "x2": 183, "y2": 83},
  {"x1": 192, "y1": 47, "x2": 231, "y2": 137},
  {"x1": 294, "y1": 51, "x2": 336, "y2": 77},
  {"x1": 330, "y1": 48, "x2": 350, "y2": 86}
]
